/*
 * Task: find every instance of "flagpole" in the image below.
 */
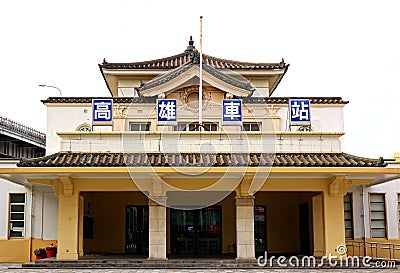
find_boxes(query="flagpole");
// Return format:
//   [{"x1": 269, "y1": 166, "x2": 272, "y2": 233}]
[{"x1": 199, "y1": 16, "x2": 203, "y2": 131}]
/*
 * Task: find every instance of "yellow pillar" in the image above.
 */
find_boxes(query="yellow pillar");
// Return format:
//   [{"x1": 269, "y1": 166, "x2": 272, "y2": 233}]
[
  {"x1": 78, "y1": 195, "x2": 84, "y2": 257},
  {"x1": 57, "y1": 182, "x2": 79, "y2": 260},
  {"x1": 323, "y1": 192, "x2": 346, "y2": 257},
  {"x1": 312, "y1": 194, "x2": 325, "y2": 256}
]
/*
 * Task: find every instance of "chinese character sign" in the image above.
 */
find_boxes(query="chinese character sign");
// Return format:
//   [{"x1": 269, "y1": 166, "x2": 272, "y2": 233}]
[
  {"x1": 92, "y1": 99, "x2": 113, "y2": 124},
  {"x1": 222, "y1": 99, "x2": 242, "y2": 125},
  {"x1": 289, "y1": 99, "x2": 311, "y2": 125},
  {"x1": 157, "y1": 99, "x2": 177, "y2": 125}
]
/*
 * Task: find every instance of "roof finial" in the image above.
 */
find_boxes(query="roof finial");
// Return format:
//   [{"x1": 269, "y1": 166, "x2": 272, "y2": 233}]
[{"x1": 185, "y1": 36, "x2": 195, "y2": 52}]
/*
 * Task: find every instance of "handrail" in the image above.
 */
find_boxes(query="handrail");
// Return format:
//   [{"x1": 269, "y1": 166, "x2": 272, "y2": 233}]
[
  {"x1": 346, "y1": 240, "x2": 400, "y2": 261},
  {"x1": 0, "y1": 115, "x2": 46, "y2": 145}
]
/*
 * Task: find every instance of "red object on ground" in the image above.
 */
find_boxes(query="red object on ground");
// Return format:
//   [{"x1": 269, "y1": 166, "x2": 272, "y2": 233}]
[{"x1": 46, "y1": 247, "x2": 57, "y2": 258}]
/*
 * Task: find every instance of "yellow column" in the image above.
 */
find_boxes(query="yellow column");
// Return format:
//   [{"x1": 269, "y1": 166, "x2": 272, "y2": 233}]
[
  {"x1": 323, "y1": 192, "x2": 346, "y2": 257},
  {"x1": 78, "y1": 195, "x2": 84, "y2": 257},
  {"x1": 312, "y1": 194, "x2": 325, "y2": 256},
  {"x1": 236, "y1": 196, "x2": 255, "y2": 260},
  {"x1": 57, "y1": 179, "x2": 79, "y2": 260}
]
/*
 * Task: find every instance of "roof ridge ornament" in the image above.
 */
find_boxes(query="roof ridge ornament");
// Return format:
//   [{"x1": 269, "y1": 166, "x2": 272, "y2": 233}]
[{"x1": 185, "y1": 36, "x2": 196, "y2": 53}]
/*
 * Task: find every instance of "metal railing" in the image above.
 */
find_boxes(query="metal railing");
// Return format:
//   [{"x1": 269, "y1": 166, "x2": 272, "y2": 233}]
[
  {"x1": 346, "y1": 240, "x2": 400, "y2": 261},
  {"x1": 0, "y1": 115, "x2": 46, "y2": 146}
]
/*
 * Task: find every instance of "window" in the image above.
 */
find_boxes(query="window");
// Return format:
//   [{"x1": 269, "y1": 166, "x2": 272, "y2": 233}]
[
  {"x1": 344, "y1": 193, "x2": 353, "y2": 238},
  {"x1": 242, "y1": 122, "x2": 261, "y2": 132},
  {"x1": 118, "y1": 87, "x2": 138, "y2": 97},
  {"x1": 129, "y1": 122, "x2": 150, "y2": 131},
  {"x1": 76, "y1": 123, "x2": 92, "y2": 132},
  {"x1": 370, "y1": 194, "x2": 387, "y2": 238},
  {"x1": 174, "y1": 122, "x2": 219, "y2": 132},
  {"x1": 9, "y1": 193, "x2": 26, "y2": 238}
]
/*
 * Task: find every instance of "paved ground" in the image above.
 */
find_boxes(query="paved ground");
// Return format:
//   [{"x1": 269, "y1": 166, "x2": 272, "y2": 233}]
[{"x1": 0, "y1": 264, "x2": 399, "y2": 273}]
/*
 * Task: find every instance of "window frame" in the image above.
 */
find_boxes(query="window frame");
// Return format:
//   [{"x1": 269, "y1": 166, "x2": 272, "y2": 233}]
[
  {"x1": 129, "y1": 122, "x2": 151, "y2": 132},
  {"x1": 8, "y1": 193, "x2": 26, "y2": 238},
  {"x1": 242, "y1": 122, "x2": 261, "y2": 132},
  {"x1": 174, "y1": 122, "x2": 219, "y2": 132},
  {"x1": 369, "y1": 193, "x2": 387, "y2": 238},
  {"x1": 343, "y1": 193, "x2": 354, "y2": 239}
]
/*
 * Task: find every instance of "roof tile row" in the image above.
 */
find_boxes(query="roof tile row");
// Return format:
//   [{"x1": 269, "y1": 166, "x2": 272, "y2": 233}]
[
  {"x1": 18, "y1": 152, "x2": 385, "y2": 167},
  {"x1": 42, "y1": 97, "x2": 348, "y2": 105}
]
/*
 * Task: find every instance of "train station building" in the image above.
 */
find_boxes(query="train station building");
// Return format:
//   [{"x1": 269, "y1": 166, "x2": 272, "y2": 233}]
[{"x1": 1, "y1": 37, "x2": 398, "y2": 262}]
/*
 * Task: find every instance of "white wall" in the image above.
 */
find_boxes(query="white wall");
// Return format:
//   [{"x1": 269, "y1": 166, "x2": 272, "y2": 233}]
[
  {"x1": 348, "y1": 178, "x2": 400, "y2": 239},
  {"x1": 0, "y1": 178, "x2": 30, "y2": 239},
  {"x1": 31, "y1": 184, "x2": 58, "y2": 240},
  {"x1": 0, "y1": 176, "x2": 58, "y2": 240},
  {"x1": 277, "y1": 106, "x2": 344, "y2": 132},
  {"x1": 46, "y1": 105, "x2": 92, "y2": 154}
]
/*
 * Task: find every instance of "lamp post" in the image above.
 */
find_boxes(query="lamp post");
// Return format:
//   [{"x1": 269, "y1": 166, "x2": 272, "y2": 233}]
[{"x1": 38, "y1": 84, "x2": 62, "y2": 96}]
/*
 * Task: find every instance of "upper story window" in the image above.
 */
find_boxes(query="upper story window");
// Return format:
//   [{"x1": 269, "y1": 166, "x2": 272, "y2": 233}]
[
  {"x1": 174, "y1": 122, "x2": 219, "y2": 132},
  {"x1": 118, "y1": 87, "x2": 138, "y2": 97},
  {"x1": 76, "y1": 123, "x2": 92, "y2": 132},
  {"x1": 9, "y1": 193, "x2": 26, "y2": 238},
  {"x1": 242, "y1": 122, "x2": 261, "y2": 132},
  {"x1": 129, "y1": 122, "x2": 150, "y2": 131}
]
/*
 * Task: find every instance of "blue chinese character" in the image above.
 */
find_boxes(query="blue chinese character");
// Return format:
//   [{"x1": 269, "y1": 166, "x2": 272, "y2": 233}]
[
  {"x1": 157, "y1": 99, "x2": 177, "y2": 123},
  {"x1": 222, "y1": 99, "x2": 242, "y2": 125},
  {"x1": 289, "y1": 99, "x2": 310, "y2": 124},
  {"x1": 93, "y1": 99, "x2": 113, "y2": 123}
]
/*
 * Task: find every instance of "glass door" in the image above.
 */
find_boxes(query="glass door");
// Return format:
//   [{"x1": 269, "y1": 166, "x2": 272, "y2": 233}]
[
  {"x1": 170, "y1": 207, "x2": 222, "y2": 255},
  {"x1": 126, "y1": 206, "x2": 149, "y2": 254},
  {"x1": 254, "y1": 206, "x2": 266, "y2": 255}
]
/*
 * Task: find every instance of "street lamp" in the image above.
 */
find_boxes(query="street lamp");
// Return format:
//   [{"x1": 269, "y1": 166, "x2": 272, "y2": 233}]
[{"x1": 38, "y1": 84, "x2": 62, "y2": 96}]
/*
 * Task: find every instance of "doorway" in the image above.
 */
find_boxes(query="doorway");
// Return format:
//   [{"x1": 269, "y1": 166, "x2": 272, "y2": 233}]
[
  {"x1": 170, "y1": 206, "x2": 222, "y2": 255},
  {"x1": 254, "y1": 206, "x2": 267, "y2": 255},
  {"x1": 126, "y1": 206, "x2": 149, "y2": 254},
  {"x1": 299, "y1": 202, "x2": 311, "y2": 255}
]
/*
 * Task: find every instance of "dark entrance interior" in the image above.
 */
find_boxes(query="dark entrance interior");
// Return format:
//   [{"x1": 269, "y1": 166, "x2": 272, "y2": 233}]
[
  {"x1": 170, "y1": 206, "x2": 222, "y2": 255},
  {"x1": 299, "y1": 202, "x2": 311, "y2": 255},
  {"x1": 126, "y1": 206, "x2": 149, "y2": 254},
  {"x1": 254, "y1": 206, "x2": 267, "y2": 255}
]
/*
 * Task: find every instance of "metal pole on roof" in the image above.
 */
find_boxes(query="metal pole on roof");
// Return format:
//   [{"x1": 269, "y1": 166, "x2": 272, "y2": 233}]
[
  {"x1": 199, "y1": 16, "x2": 203, "y2": 131},
  {"x1": 38, "y1": 84, "x2": 62, "y2": 96}
]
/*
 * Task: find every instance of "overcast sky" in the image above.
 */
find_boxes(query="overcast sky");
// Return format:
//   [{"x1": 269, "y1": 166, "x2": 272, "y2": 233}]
[{"x1": 0, "y1": 1, "x2": 399, "y2": 159}]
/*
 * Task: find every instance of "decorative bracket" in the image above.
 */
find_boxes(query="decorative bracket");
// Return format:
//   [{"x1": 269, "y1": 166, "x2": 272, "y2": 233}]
[
  {"x1": 237, "y1": 176, "x2": 253, "y2": 197},
  {"x1": 59, "y1": 176, "x2": 74, "y2": 197},
  {"x1": 329, "y1": 175, "x2": 346, "y2": 197}
]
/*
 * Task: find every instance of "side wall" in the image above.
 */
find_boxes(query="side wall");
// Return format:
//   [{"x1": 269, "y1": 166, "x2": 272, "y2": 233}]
[{"x1": 0, "y1": 179, "x2": 58, "y2": 262}]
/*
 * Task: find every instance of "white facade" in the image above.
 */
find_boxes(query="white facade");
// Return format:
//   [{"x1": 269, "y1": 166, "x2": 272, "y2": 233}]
[
  {"x1": 45, "y1": 101, "x2": 346, "y2": 155},
  {"x1": 348, "y1": 161, "x2": 400, "y2": 240},
  {"x1": 0, "y1": 160, "x2": 58, "y2": 242}
]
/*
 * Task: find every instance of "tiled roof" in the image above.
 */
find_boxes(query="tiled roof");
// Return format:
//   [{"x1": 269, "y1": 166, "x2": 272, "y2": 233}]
[
  {"x1": 99, "y1": 37, "x2": 287, "y2": 71},
  {"x1": 100, "y1": 52, "x2": 286, "y2": 71},
  {"x1": 18, "y1": 152, "x2": 386, "y2": 167},
  {"x1": 0, "y1": 115, "x2": 46, "y2": 146},
  {"x1": 139, "y1": 63, "x2": 255, "y2": 93},
  {"x1": 242, "y1": 97, "x2": 349, "y2": 104},
  {"x1": 41, "y1": 97, "x2": 348, "y2": 105},
  {"x1": 41, "y1": 97, "x2": 157, "y2": 104}
]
